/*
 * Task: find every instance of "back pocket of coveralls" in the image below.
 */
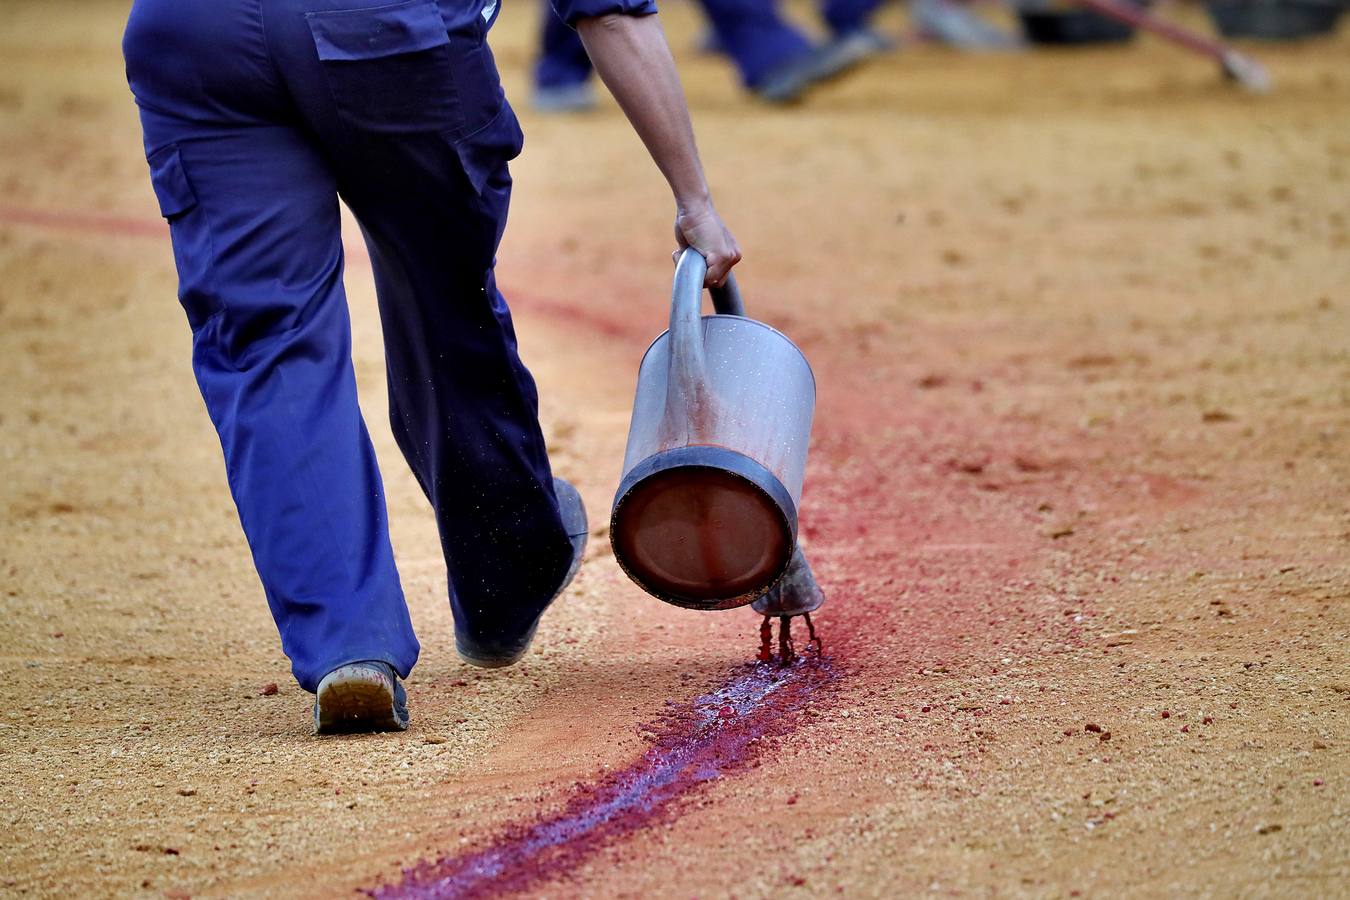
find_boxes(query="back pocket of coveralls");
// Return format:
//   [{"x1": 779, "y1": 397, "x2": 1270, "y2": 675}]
[
  {"x1": 147, "y1": 144, "x2": 220, "y2": 330},
  {"x1": 306, "y1": 0, "x2": 497, "y2": 137}
]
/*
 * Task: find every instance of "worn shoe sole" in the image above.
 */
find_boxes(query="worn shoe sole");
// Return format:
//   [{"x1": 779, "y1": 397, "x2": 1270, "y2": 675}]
[
  {"x1": 456, "y1": 625, "x2": 539, "y2": 670},
  {"x1": 456, "y1": 478, "x2": 588, "y2": 669},
  {"x1": 531, "y1": 82, "x2": 597, "y2": 113},
  {"x1": 313, "y1": 663, "x2": 409, "y2": 734},
  {"x1": 755, "y1": 33, "x2": 887, "y2": 104}
]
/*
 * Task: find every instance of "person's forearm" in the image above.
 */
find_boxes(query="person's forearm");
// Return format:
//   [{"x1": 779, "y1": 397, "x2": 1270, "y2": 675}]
[
  {"x1": 575, "y1": 11, "x2": 741, "y2": 285},
  {"x1": 576, "y1": 13, "x2": 709, "y2": 209}
]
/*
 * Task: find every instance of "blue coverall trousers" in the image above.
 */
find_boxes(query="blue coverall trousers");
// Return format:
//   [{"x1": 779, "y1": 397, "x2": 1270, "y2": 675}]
[
  {"x1": 535, "y1": 0, "x2": 812, "y2": 91},
  {"x1": 123, "y1": 0, "x2": 575, "y2": 692},
  {"x1": 821, "y1": 0, "x2": 884, "y2": 35}
]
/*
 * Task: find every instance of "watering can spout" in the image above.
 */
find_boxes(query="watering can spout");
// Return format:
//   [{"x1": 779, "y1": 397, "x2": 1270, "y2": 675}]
[{"x1": 751, "y1": 547, "x2": 824, "y2": 618}]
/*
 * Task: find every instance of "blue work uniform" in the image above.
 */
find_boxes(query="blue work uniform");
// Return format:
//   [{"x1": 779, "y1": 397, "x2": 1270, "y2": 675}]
[
  {"x1": 536, "y1": 0, "x2": 813, "y2": 92},
  {"x1": 123, "y1": 0, "x2": 617, "y2": 692},
  {"x1": 820, "y1": 0, "x2": 884, "y2": 36}
]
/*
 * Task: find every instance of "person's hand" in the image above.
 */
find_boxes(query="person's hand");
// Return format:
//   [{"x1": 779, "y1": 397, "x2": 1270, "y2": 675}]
[{"x1": 673, "y1": 200, "x2": 741, "y2": 287}]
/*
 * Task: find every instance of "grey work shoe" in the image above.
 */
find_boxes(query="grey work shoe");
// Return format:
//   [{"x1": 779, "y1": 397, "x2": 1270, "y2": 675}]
[
  {"x1": 313, "y1": 661, "x2": 409, "y2": 734},
  {"x1": 754, "y1": 51, "x2": 828, "y2": 104},
  {"x1": 754, "y1": 33, "x2": 885, "y2": 104},
  {"x1": 531, "y1": 82, "x2": 597, "y2": 114},
  {"x1": 813, "y1": 27, "x2": 896, "y2": 76},
  {"x1": 455, "y1": 477, "x2": 588, "y2": 669},
  {"x1": 913, "y1": 0, "x2": 1023, "y2": 50}
]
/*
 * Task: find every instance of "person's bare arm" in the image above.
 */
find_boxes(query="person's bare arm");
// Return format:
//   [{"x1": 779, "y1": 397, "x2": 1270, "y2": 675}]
[{"x1": 576, "y1": 12, "x2": 741, "y2": 286}]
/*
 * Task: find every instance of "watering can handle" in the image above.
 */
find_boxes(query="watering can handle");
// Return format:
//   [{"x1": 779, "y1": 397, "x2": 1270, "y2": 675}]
[
  {"x1": 713, "y1": 273, "x2": 746, "y2": 317},
  {"x1": 667, "y1": 249, "x2": 744, "y2": 429},
  {"x1": 673, "y1": 248, "x2": 745, "y2": 321}
]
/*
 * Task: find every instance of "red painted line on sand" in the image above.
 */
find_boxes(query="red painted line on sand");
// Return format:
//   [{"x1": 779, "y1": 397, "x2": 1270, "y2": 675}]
[
  {"x1": 502, "y1": 288, "x2": 652, "y2": 344},
  {"x1": 14, "y1": 206, "x2": 1081, "y2": 899},
  {"x1": 0, "y1": 205, "x2": 168, "y2": 239},
  {"x1": 3, "y1": 206, "x2": 816, "y2": 897},
  {"x1": 0, "y1": 205, "x2": 645, "y2": 342},
  {"x1": 371, "y1": 657, "x2": 837, "y2": 900}
]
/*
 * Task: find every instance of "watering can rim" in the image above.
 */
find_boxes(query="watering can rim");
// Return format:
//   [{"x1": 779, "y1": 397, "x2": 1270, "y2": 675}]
[{"x1": 610, "y1": 443, "x2": 799, "y2": 610}]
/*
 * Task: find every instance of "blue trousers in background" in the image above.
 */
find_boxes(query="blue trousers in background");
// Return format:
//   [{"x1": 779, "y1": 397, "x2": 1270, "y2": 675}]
[
  {"x1": 821, "y1": 0, "x2": 885, "y2": 34},
  {"x1": 123, "y1": 0, "x2": 574, "y2": 692},
  {"x1": 536, "y1": 0, "x2": 813, "y2": 90}
]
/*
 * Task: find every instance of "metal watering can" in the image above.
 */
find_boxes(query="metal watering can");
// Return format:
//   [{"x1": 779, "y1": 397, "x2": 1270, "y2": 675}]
[{"x1": 610, "y1": 249, "x2": 816, "y2": 610}]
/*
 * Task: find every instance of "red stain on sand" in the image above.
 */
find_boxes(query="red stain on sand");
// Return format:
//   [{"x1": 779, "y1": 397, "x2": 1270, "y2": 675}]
[
  {"x1": 362, "y1": 331, "x2": 1073, "y2": 898},
  {"x1": 364, "y1": 307, "x2": 1089, "y2": 898},
  {"x1": 371, "y1": 658, "x2": 836, "y2": 900},
  {"x1": 12, "y1": 204, "x2": 1106, "y2": 898},
  {"x1": 0, "y1": 205, "x2": 645, "y2": 344},
  {"x1": 505, "y1": 288, "x2": 648, "y2": 343},
  {"x1": 0, "y1": 205, "x2": 168, "y2": 239}
]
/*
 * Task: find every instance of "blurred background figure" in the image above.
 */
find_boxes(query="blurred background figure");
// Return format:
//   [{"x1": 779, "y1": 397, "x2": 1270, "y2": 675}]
[
  {"x1": 534, "y1": 0, "x2": 862, "y2": 109},
  {"x1": 908, "y1": 0, "x2": 1022, "y2": 49},
  {"x1": 693, "y1": 0, "x2": 1021, "y2": 94},
  {"x1": 817, "y1": 0, "x2": 1020, "y2": 64}
]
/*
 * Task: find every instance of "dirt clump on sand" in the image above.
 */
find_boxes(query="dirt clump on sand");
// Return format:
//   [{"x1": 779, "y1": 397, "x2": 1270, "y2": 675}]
[{"x1": 1, "y1": 1, "x2": 1347, "y2": 897}]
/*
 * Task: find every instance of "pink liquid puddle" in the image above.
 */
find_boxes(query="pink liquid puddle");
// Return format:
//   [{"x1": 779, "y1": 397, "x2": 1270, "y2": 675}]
[{"x1": 369, "y1": 657, "x2": 835, "y2": 899}]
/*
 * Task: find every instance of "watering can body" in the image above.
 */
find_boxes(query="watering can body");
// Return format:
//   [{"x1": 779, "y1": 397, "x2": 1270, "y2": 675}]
[{"x1": 611, "y1": 250, "x2": 816, "y2": 610}]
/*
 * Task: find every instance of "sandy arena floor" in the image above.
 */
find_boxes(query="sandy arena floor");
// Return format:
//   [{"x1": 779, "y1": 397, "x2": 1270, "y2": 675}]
[{"x1": 1, "y1": 1, "x2": 1347, "y2": 897}]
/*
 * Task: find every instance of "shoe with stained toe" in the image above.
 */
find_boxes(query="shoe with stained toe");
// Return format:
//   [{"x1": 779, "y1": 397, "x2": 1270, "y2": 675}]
[{"x1": 312, "y1": 661, "x2": 409, "y2": 734}]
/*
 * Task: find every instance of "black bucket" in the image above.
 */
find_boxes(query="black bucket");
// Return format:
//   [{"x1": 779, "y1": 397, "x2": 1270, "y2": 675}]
[
  {"x1": 1206, "y1": 0, "x2": 1342, "y2": 38},
  {"x1": 1018, "y1": 2, "x2": 1145, "y2": 43}
]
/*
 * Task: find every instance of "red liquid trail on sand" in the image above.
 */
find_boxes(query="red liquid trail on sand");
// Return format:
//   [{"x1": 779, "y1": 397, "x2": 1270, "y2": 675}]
[
  {"x1": 12, "y1": 205, "x2": 1078, "y2": 894},
  {"x1": 0, "y1": 204, "x2": 872, "y2": 894},
  {"x1": 370, "y1": 658, "x2": 835, "y2": 900},
  {"x1": 0, "y1": 205, "x2": 168, "y2": 239},
  {"x1": 0, "y1": 206, "x2": 653, "y2": 342}
]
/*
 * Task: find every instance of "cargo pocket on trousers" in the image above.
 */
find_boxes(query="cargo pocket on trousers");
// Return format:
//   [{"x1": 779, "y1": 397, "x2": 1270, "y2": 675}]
[
  {"x1": 306, "y1": 0, "x2": 499, "y2": 137},
  {"x1": 450, "y1": 100, "x2": 524, "y2": 198},
  {"x1": 147, "y1": 144, "x2": 220, "y2": 331},
  {"x1": 445, "y1": 101, "x2": 524, "y2": 259}
]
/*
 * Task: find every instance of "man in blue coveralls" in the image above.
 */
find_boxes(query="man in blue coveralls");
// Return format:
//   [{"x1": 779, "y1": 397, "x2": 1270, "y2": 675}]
[{"x1": 123, "y1": 0, "x2": 741, "y2": 733}]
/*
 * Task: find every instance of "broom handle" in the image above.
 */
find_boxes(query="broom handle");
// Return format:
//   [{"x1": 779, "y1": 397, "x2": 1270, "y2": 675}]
[{"x1": 1071, "y1": 0, "x2": 1227, "y2": 56}]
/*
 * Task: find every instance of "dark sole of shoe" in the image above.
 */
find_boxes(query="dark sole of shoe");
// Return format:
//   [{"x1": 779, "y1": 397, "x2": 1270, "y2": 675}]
[
  {"x1": 314, "y1": 676, "x2": 407, "y2": 734},
  {"x1": 457, "y1": 638, "x2": 532, "y2": 669}
]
